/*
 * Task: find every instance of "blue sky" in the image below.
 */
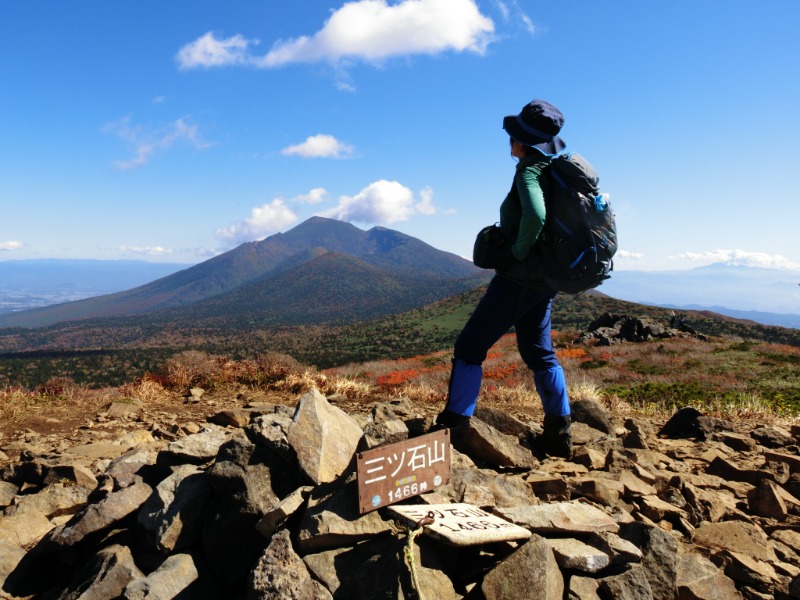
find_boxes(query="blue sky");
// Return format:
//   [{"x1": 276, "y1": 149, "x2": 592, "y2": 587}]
[{"x1": 2, "y1": 0, "x2": 799, "y2": 273}]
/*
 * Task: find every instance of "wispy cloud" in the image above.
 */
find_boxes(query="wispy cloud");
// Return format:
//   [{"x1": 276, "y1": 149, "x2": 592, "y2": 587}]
[
  {"x1": 281, "y1": 134, "x2": 355, "y2": 159},
  {"x1": 216, "y1": 198, "x2": 299, "y2": 246},
  {"x1": 102, "y1": 115, "x2": 213, "y2": 170},
  {"x1": 177, "y1": 0, "x2": 494, "y2": 70},
  {"x1": 672, "y1": 249, "x2": 800, "y2": 270},
  {"x1": 319, "y1": 180, "x2": 438, "y2": 224},
  {"x1": 495, "y1": 0, "x2": 536, "y2": 34},
  {"x1": 0, "y1": 241, "x2": 23, "y2": 252},
  {"x1": 119, "y1": 245, "x2": 173, "y2": 256}
]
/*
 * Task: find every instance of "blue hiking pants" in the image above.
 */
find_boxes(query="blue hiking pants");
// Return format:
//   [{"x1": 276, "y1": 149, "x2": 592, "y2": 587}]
[{"x1": 445, "y1": 275, "x2": 570, "y2": 418}]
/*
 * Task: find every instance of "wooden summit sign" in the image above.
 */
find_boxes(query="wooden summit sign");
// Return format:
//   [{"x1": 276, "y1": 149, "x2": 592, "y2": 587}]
[
  {"x1": 387, "y1": 503, "x2": 532, "y2": 546},
  {"x1": 356, "y1": 429, "x2": 451, "y2": 514}
]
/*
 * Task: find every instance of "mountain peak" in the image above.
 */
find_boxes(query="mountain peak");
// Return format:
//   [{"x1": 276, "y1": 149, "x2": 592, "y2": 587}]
[{"x1": 0, "y1": 218, "x2": 484, "y2": 328}]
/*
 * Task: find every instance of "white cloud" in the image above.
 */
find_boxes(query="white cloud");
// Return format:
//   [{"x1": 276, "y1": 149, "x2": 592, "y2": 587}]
[
  {"x1": 177, "y1": 0, "x2": 494, "y2": 70},
  {"x1": 176, "y1": 32, "x2": 258, "y2": 70},
  {"x1": 281, "y1": 134, "x2": 355, "y2": 159},
  {"x1": 216, "y1": 198, "x2": 299, "y2": 246},
  {"x1": 0, "y1": 240, "x2": 23, "y2": 251},
  {"x1": 319, "y1": 180, "x2": 438, "y2": 224},
  {"x1": 102, "y1": 115, "x2": 213, "y2": 170},
  {"x1": 672, "y1": 249, "x2": 800, "y2": 270},
  {"x1": 119, "y1": 245, "x2": 172, "y2": 256},
  {"x1": 293, "y1": 188, "x2": 329, "y2": 204},
  {"x1": 415, "y1": 187, "x2": 437, "y2": 215}
]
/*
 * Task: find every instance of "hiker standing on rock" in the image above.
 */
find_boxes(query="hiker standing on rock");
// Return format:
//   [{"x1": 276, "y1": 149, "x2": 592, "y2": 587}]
[{"x1": 435, "y1": 99, "x2": 573, "y2": 458}]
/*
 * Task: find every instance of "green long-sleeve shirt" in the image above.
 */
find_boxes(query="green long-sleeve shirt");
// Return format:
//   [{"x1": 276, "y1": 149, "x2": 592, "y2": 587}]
[{"x1": 499, "y1": 153, "x2": 552, "y2": 261}]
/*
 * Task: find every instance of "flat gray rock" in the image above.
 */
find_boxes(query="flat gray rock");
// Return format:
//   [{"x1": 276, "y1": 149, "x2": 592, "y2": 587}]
[
  {"x1": 160, "y1": 426, "x2": 233, "y2": 464},
  {"x1": 692, "y1": 521, "x2": 777, "y2": 563},
  {"x1": 598, "y1": 563, "x2": 654, "y2": 600},
  {"x1": 676, "y1": 551, "x2": 742, "y2": 600},
  {"x1": 0, "y1": 508, "x2": 54, "y2": 548},
  {"x1": 461, "y1": 418, "x2": 535, "y2": 469},
  {"x1": 49, "y1": 479, "x2": 153, "y2": 548},
  {"x1": 547, "y1": 537, "x2": 610, "y2": 573},
  {"x1": 495, "y1": 501, "x2": 620, "y2": 535},
  {"x1": 256, "y1": 485, "x2": 313, "y2": 538},
  {"x1": 123, "y1": 553, "x2": 198, "y2": 600},
  {"x1": 297, "y1": 478, "x2": 394, "y2": 553}
]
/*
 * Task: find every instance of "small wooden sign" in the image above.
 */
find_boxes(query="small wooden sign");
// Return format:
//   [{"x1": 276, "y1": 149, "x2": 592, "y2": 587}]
[
  {"x1": 387, "y1": 503, "x2": 532, "y2": 546},
  {"x1": 356, "y1": 429, "x2": 451, "y2": 514}
]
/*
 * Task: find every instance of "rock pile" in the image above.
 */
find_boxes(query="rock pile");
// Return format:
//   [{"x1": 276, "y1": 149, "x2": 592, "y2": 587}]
[
  {"x1": 577, "y1": 313, "x2": 709, "y2": 345},
  {"x1": 1, "y1": 390, "x2": 800, "y2": 599}
]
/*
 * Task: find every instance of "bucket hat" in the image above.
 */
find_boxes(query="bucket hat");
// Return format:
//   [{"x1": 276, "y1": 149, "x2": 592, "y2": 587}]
[{"x1": 503, "y1": 99, "x2": 566, "y2": 155}]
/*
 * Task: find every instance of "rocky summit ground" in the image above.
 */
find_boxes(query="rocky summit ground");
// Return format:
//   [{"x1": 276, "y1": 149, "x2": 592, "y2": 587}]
[{"x1": 1, "y1": 385, "x2": 800, "y2": 600}]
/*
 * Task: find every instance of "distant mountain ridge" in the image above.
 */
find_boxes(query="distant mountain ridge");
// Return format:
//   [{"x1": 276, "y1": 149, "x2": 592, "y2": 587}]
[
  {"x1": 0, "y1": 217, "x2": 486, "y2": 329},
  {"x1": 600, "y1": 263, "x2": 800, "y2": 329},
  {"x1": 664, "y1": 305, "x2": 800, "y2": 330}
]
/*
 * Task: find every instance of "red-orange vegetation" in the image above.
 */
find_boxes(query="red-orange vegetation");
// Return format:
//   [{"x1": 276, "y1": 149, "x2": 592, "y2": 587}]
[
  {"x1": 483, "y1": 362, "x2": 520, "y2": 380},
  {"x1": 557, "y1": 347, "x2": 588, "y2": 360},
  {"x1": 376, "y1": 369, "x2": 420, "y2": 388}
]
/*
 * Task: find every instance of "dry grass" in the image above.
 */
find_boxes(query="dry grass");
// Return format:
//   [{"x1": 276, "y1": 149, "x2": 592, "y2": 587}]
[
  {"x1": 319, "y1": 375, "x2": 376, "y2": 399},
  {"x1": 0, "y1": 377, "x2": 117, "y2": 430},
  {"x1": 0, "y1": 386, "x2": 40, "y2": 424}
]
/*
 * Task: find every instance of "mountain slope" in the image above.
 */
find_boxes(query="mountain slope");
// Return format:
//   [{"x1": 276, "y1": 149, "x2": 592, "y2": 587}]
[
  {"x1": 0, "y1": 217, "x2": 483, "y2": 328},
  {"x1": 153, "y1": 250, "x2": 481, "y2": 328}
]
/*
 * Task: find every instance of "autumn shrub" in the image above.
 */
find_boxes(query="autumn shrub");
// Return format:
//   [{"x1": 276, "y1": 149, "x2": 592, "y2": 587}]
[
  {"x1": 36, "y1": 376, "x2": 80, "y2": 400},
  {"x1": 119, "y1": 375, "x2": 170, "y2": 404},
  {"x1": 164, "y1": 351, "x2": 219, "y2": 391},
  {"x1": 254, "y1": 353, "x2": 306, "y2": 385}
]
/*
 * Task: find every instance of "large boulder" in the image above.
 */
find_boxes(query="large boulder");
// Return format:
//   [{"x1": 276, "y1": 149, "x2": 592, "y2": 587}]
[
  {"x1": 482, "y1": 534, "x2": 563, "y2": 599},
  {"x1": 58, "y1": 545, "x2": 144, "y2": 600},
  {"x1": 248, "y1": 529, "x2": 333, "y2": 599},
  {"x1": 287, "y1": 389, "x2": 364, "y2": 485}
]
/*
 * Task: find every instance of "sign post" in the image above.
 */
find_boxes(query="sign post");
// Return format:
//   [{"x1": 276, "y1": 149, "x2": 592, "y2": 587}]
[{"x1": 356, "y1": 429, "x2": 451, "y2": 514}]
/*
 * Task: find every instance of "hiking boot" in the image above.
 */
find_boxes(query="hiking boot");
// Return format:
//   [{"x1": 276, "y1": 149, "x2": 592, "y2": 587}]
[
  {"x1": 432, "y1": 409, "x2": 470, "y2": 449},
  {"x1": 541, "y1": 414, "x2": 573, "y2": 459},
  {"x1": 434, "y1": 409, "x2": 470, "y2": 429}
]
